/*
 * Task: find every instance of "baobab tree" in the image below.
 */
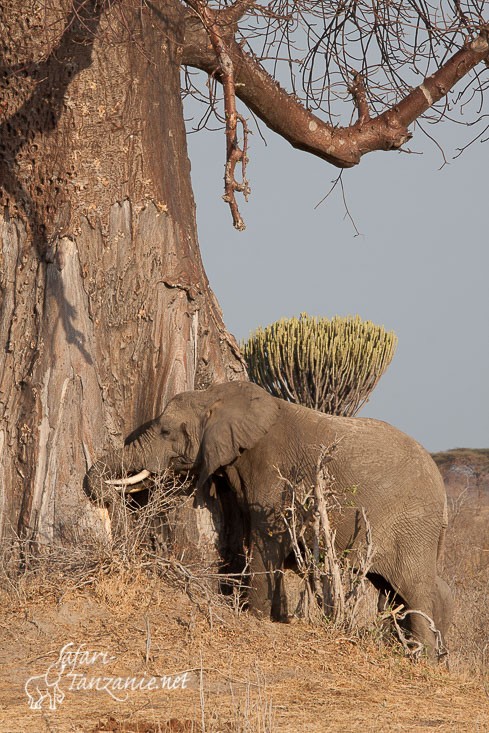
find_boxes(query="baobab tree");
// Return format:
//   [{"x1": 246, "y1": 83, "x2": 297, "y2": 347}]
[{"x1": 0, "y1": 0, "x2": 487, "y2": 549}]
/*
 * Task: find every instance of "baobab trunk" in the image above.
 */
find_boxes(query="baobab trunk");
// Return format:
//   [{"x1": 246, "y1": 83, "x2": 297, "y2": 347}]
[{"x1": 0, "y1": 1, "x2": 245, "y2": 553}]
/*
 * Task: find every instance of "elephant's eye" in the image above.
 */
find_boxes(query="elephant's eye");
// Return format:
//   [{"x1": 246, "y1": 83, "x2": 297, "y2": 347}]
[{"x1": 160, "y1": 427, "x2": 170, "y2": 437}]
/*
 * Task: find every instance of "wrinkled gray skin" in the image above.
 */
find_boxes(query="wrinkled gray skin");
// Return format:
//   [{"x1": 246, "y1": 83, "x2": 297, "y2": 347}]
[{"x1": 87, "y1": 381, "x2": 452, "y2": 653}]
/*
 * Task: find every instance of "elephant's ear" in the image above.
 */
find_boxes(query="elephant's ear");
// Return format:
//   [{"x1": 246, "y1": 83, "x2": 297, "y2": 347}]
[{"x1": 196, "y1": 382, "x2": 280, "y2": 489}]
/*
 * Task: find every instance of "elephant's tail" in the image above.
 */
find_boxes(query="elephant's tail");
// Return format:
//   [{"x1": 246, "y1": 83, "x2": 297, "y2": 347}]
[{"x1": 437, "y1": 495, "x2": 449, "y2": 567}]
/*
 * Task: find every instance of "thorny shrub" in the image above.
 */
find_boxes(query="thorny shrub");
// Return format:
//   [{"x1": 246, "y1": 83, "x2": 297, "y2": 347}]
[
  {"x1": 279, "y1": 443, "x2": 374, "y2": 631},
  {"x1": 280, "y1": 443, "x2": 450, "y2": 661}
]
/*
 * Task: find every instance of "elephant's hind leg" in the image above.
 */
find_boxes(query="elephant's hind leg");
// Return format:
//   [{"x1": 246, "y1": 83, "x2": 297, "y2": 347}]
[{"x1": 433, "y1": 575, "x2": 453, "y2": 641}]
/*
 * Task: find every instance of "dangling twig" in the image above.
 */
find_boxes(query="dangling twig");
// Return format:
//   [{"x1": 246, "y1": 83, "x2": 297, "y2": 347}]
[{"x1": 185, "y1": 0, "x2": 251, "y2": 230}]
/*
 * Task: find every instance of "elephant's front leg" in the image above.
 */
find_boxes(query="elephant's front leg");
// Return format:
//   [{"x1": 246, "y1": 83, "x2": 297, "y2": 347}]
[{"x1": 247, "y1": 516, "x2": 288, "y2": 620}]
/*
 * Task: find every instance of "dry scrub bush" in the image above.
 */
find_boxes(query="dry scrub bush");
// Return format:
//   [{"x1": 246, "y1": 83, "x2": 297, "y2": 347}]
[
  {"x1": 280, "y1": 443, "x2": 377, "y2": 633},
  {"x1": 280, "y1": 444, "x2": 449, "y2": 660},
  {"x1": 0, "y1": 471, "x2": 233, "y2": 613}
]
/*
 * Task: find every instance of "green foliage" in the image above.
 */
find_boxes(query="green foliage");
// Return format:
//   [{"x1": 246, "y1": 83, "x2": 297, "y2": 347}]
[{"x1": 242, "y1": 313, "x2": 397, "y2": 416}]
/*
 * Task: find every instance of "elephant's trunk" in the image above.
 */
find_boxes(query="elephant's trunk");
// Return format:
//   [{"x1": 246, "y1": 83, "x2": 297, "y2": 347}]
[{"x1": 85, "y1": 429, "x2": 155, "y2": 502}]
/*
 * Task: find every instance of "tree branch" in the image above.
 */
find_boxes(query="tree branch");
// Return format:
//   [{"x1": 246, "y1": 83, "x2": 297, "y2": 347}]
[
  {"x1": 394, "y1": 30, "x2": 489, "y2": 128},
  {"x1": 349, "y1": 73, "x2": 371, "y2": 125},
  {"x1": 218, "y1": 0, "x2": 255, "y2": 27},
  {"x1": 183, "y1": 17, "x2": 489, "y2": 169},
  {"x1": 184, "y1": 0, "x2": 251, "y2": 229}
]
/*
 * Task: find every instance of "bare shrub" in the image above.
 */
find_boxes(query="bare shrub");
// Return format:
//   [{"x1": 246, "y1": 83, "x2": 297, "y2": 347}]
[
  {"x1": 280, "y1": 443, "x2": 375, "y2": 633},
  {"x1": 0, "y1": 471, "x2": 232, "y2": 614},
  {"x1": 280, "y1": 444, "x2": 450, "y2": 661}
]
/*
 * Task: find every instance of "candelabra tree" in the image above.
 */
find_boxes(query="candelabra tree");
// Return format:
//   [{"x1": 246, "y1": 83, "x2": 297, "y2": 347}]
[{"x1": 243, "y1": 315, "x2": 397, "y2": 416}]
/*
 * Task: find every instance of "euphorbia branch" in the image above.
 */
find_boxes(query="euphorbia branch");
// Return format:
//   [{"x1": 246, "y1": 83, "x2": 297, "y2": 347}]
[{"x1": 183, "y1": 17, "x2": 489, "y2": 169}]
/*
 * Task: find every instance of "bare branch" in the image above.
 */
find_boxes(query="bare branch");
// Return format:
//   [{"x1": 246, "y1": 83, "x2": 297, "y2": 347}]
[
  {"x1": 349, "y1": 72, "x2": 371, "y2": 125},
  {"x1": 394, "y1": 29, "x2": 489, "y2": 129},
  {"x1": 383, "y1": 605, "x2": 449, "y2": 661},
  {"x1": 183, "y1": 16, "x2": 489, "y2": 168},
  {"x1": 313, "y1": 445, "x2": 345, "y2": 625},
  {"x1": 218, "y1": 0, "x2": 256, "y2": 27},
  {"x1": 278, "y1": 441, "x2": 374, "y2": 629},
  {"x1": 184, "y1": 0, "x2": 251, "y2": 229}
]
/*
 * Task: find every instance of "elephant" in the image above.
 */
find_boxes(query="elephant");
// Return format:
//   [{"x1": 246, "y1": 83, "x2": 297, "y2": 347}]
[{"x1": 86, "y1": 381, "x2": 452, "y2": 654}]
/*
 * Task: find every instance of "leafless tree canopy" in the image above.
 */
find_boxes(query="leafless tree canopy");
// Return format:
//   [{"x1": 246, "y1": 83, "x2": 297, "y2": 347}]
[
  {"x1": 180, "y1": 0, "x2": 488, "y2": 226},
  {"x1": 244, "y1": 1, "x2": 487, "y2": 112},
  {"x1": 184, "y1": 0, "x2": 488, "y2": 122}
]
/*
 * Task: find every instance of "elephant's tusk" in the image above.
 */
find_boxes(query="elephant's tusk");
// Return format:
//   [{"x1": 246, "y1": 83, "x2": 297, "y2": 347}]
[
  {"x1": 124, "y1": 484, "x2": 150, "y2": 495},
  {"x1": 105, "y1": 469, "x2": 151, "y2": 488}
]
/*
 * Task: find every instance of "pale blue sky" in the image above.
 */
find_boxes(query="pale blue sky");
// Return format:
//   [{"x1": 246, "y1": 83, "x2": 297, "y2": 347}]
[{"x1": 184, "y1": 97, "x2": 488, "y2": 453}]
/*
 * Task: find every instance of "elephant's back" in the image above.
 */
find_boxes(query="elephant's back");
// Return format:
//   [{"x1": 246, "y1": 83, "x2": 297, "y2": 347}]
[{"x1": 285, "y1": 402, "x2": 446, "y2": 505}]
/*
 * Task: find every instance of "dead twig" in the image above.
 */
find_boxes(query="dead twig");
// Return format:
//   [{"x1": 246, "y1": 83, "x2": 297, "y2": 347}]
[
  {"x1": 280, "y1": 442, "x2": 374, "y2": 629},
  {"x1": 185, "y1": 0, "x2": 251, "y2": 230},
  {"x1": 349, "y1": 71, "x2": 371, "y2": 125},
  {"x1": 313, "y1": 445, "x2": 345, "y2": 625},
  {"x1": 382, "y1": 604, "x2": 449, "y2": 661}
]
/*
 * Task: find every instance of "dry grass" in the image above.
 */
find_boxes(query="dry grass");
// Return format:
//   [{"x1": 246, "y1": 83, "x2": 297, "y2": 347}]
[
  {"x1": 1, "y1": 570, "x2": 488, "y2": 733},
  {"x1": 0, "y1": 472, "x2": 227, "y2": 611},
  {"x1": 432, "y1": 449, "x2": 489, "y2": 681},
  {"x1": 0, "y1": 474, "x2": 273, "y2": 733}
]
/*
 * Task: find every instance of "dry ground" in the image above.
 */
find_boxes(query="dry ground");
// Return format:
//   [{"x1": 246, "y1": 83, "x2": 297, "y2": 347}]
[{"x1": 0, "y1": 570, "x2": 488, "y2": 733}]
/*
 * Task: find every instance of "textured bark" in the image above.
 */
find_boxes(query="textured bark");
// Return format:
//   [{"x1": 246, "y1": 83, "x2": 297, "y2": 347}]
[{"x1": 0, "y1": 0, "x2": 245, "y2": 550}]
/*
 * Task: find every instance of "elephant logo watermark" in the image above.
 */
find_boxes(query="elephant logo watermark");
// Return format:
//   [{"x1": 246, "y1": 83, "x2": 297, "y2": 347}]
[
  {"x1": 25, "y1": 642, "x2": 191, "y2": 710},
  {"x1": 24, "y1": 663, "x2": 65, "y2": 711}
]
